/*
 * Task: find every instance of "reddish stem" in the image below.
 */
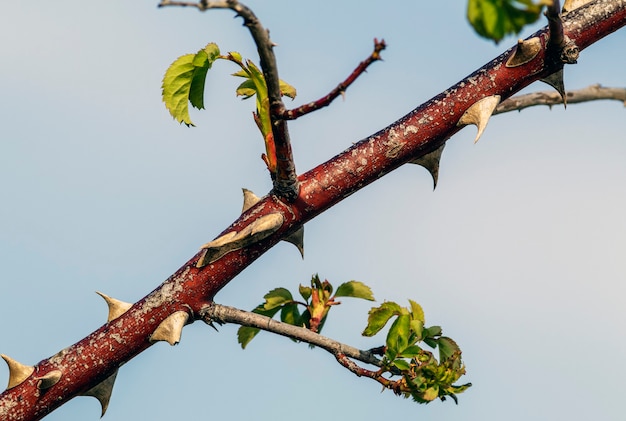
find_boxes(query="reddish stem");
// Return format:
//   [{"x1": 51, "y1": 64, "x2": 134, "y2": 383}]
[{"x1": 282, "y1": 39, "x2": 387, "y2": 120}]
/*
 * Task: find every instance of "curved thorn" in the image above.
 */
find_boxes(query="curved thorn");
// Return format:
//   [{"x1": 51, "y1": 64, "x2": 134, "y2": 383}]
[
  {"x1": 82, "y1": 370, "x2": 118, "y2": 417},
  {"x1": 96, "y1": 291, "x2": 133, "y2": 322},
  {"x1": 197, "y1": 213, "x2": 284, "y2": 267},
  {"x1": 1, "y1": 354, "x2": 34, "y2": 390},
  {"x1": 506, "y1": 37, "x2": 542, "y2": 68},
  {"x1": 241, "y1": 188, "x2": 261, "y2": 213},
  {"x1": 408, "y1": 143, "x2": 446, "y2": 189},
  {"x1": 149, "y1": 311, "x2": 190, "y2": 346},
  {"x1": 457, "y1": 95, "x2": 501, "y2": 143},
  {"x1": 35, "y1": 370, "x2": 62, "y2": 390},
  {"x1": 283, "y1": 227, "x2": 304, "y2": 258},
  {"x1": 540, "y1": 68, "x2": 567, "y2": 107}
]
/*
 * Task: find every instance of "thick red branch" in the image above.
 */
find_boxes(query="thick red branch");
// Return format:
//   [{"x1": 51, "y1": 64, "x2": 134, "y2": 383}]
[{"x1": 1, "y1": 1, "x2": 624, "y2": 419}]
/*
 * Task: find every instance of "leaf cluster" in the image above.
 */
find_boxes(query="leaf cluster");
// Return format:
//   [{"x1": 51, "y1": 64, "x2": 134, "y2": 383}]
[
  {"x1": 237, "y1": 275, "x2": 374, "y2": 348},
  {"x1": 161, "y1": 42, "x2": 295, "y2": 173},
  {"x1": 467, "y1": 0, "x2": 548, "y2": 43},
  {"x1": 363, "y1": 301, "x2": 471, "y2": 403}
]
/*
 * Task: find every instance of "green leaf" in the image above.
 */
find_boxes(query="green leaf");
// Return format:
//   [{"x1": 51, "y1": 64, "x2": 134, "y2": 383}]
[
  {"x1": 362, "y1": 301, "x2": 403, "y2": 337},
  {"x1": 235, "y1": 79, "x2": 257, "y2": 99},
  {"x1": 334, "y1": 281, "x2": 375, "y2": 301},
  {"x1": 299, "y1": 284, "x2": 312, "y2": 302},
  {"x1": 162, "y1": 42, "x2": 221, "y2": 126},
  {"x1": 467, "y1": 0, "x2": 545, "y2": 43},
  {"x1": 408, "y1": 299, "x2": 425, "y2": 323},
  {"x1": 409, "y1": 319, "x2": 424, "y2": 342},
  {"x1": 280, "y1": 303, "x2": 301, "y2": 326},
  {"x1": 398, "y1": 345, "x2": 422, "y2": 359},
  {"x1": 279, "y1": 79, "x2": 297, "y2": 99},
  {"x1": 237, "y1": 326, "x2": 260, "y2": 349},
  {"x1": 263, "y1": 287, "x2": 293, "y2": 311},
  {"x1": 387, "y1": 313, "x2": 410, "y2": 356},
  {"x1": 393, "y1": 359, "x2": 411, "y2": 371},
  {"x1": 438, "y1": 337, "x2": 461, "y2": 361},
  {"x1": 424, "y1": 325, "x2": 442, "y2": 339}
]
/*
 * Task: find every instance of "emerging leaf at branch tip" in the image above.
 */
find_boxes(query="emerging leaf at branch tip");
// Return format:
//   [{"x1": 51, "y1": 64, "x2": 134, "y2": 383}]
[
  {"x1": 96, "y1": 291, "x2": 132, "y2": 322},
  {"x1": 241, "y1": 188, "x2": 262, "y2": 213},
  {"x1": 334, "y1": 281, "x2": 375, "y2": 301},
  {"x1": 149, "y1": 311, "x2": 190, "y2": 346},
  {"x1": 81, "y1": 370, "x2": 118, "y2": 417},
  {"x1": 457, "y1": 95, "x2": 501, "y2": 143},
  {"x1": 36, "y1": 370, "x2": 62, "y2": 390},
  {"x1": 540, "y1": 68, "x2": 567, "y2": 107},
  {"x1": 506, "y1": 37, "x2": 541, "y2": 67},
  {"x1": 408, "y1": 143, "x2": 445, "y2": 189},
  {"x1": 1, "y1": 354, "x2": 34, "y2": 390},
  {"x1": 162, "y1": 42, "x2": 221, "y2": 126}
]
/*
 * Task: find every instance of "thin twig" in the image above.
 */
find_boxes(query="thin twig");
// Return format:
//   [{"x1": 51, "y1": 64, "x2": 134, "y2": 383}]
[
  {"x1": 494, "y1": 84, "x2": 626, "y2": 114},
  {"x1": 546, "y1": 0, "x2": 580, "y2": 63},
  {"x1": 199, "y1": 302, "x2": 383, "y2": 367},
  {"x1": 282, "y1": 39, "x2": 386, "y2": 120}
]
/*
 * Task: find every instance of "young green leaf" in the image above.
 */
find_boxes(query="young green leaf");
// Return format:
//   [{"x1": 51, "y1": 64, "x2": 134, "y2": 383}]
[
  {"x1": 362, "y1": 301, "x2": 403, "y2": 337},
  {"x1": 334, "y1": 281, "x2": 375, "y2": 301},
  {"x1": 408, "y1": 299, "x2": 425, "y2": 323},
  {"x1": 386, "y1": 313, "x2": 411, "y2": 356},
  {"x1": 467, "y1": 0, "x2": 546, "y2": 43},
  {"x1": 263, "y1": 287, "x2": 294, "y2": 311},
  {"x1": 280, "y1": 303, "x2": 301, "y2": 326},
  {"x1": 162, "y1": 42, "x2": 221, "y2": 126},
  {"x1": 393, "y1": 359, "x2": 411, "y2": 371},
  {"x1": 437, "y1": 336, "x2": 461, "y2": 361},
  {"x1": 298, "y1": 284, "x2": 312, "y2": 302}
]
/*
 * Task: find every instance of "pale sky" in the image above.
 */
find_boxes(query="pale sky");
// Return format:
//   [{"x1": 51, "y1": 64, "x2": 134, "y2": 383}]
[{"x1": 1, "y1": 1, "x2": 625, "y2": 420}]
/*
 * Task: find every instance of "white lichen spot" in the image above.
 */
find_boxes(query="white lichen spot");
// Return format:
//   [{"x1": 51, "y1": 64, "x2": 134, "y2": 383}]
[{"x1": 403, "y1": 125, "x2": 418, "y2": 136}]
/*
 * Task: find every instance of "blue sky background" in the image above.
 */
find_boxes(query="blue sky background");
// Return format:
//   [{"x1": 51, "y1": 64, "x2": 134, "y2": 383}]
[{"x1": 1, "y1": 1, "x2": 625, "y2": 420}]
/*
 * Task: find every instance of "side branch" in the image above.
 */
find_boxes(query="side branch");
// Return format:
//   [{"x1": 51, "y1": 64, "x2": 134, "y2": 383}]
[
  {"x1": 495, "y1": 84, "x2": 626, "y2": 114},
  {"x1": 199, "y1": 303, "x2": 382, "y2": 368},
  {"x1": 282, "y1": 39, "x2": 387, "y2": 120}
]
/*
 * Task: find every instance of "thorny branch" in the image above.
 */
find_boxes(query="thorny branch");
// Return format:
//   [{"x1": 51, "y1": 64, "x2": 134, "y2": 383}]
[
  {"x1": 2, "y1": 1, "x2": 625, "y2": 419},
  {"x1": 495, "y1": 84, "x2": 626, "y2": 114},
  {"x1": 282, "y1": 39, "x2": 387, "y2": 120}
]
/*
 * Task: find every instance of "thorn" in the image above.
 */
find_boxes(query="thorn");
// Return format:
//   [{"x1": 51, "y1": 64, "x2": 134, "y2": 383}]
[
  {"x1": 96, "y1": 292, "x2": 133, "y2": 322},
  {"x1": 197, "y1": 213, "x2": 285, "y2": 268},
  {"x1": 283, "y1": 227, "x2": 304, "y2": 258},
  {"x1": 506, "y1": 37, "x2": 541, "y2": 67},
  {"x1": 562, "y1": 0, "x2": 591, "y2": 13},
  {"x1": 241, "y1": 188, "x2": 261, "y2": 213},
  {"x1": 408, "y1": 143, "x2": 446, "y2": 189},
  {"x1": 540, "y1": 68, "x2": 567, "y2": 107},
  {"x1": 457, "y1": 95, "x2": 501, "y2": 143},
  {"x1": 82, "y1": 370, "x2": 118, "y2": 417},
  {"x1": 35, "y1": 370, "x2": 62, "y2": 390},
  {"x1": 149, "y1": 311, "x2": 190, "y2": 346},
  {"x1": 1, "y1": 354, "x2": 34, "y2": 390}
]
